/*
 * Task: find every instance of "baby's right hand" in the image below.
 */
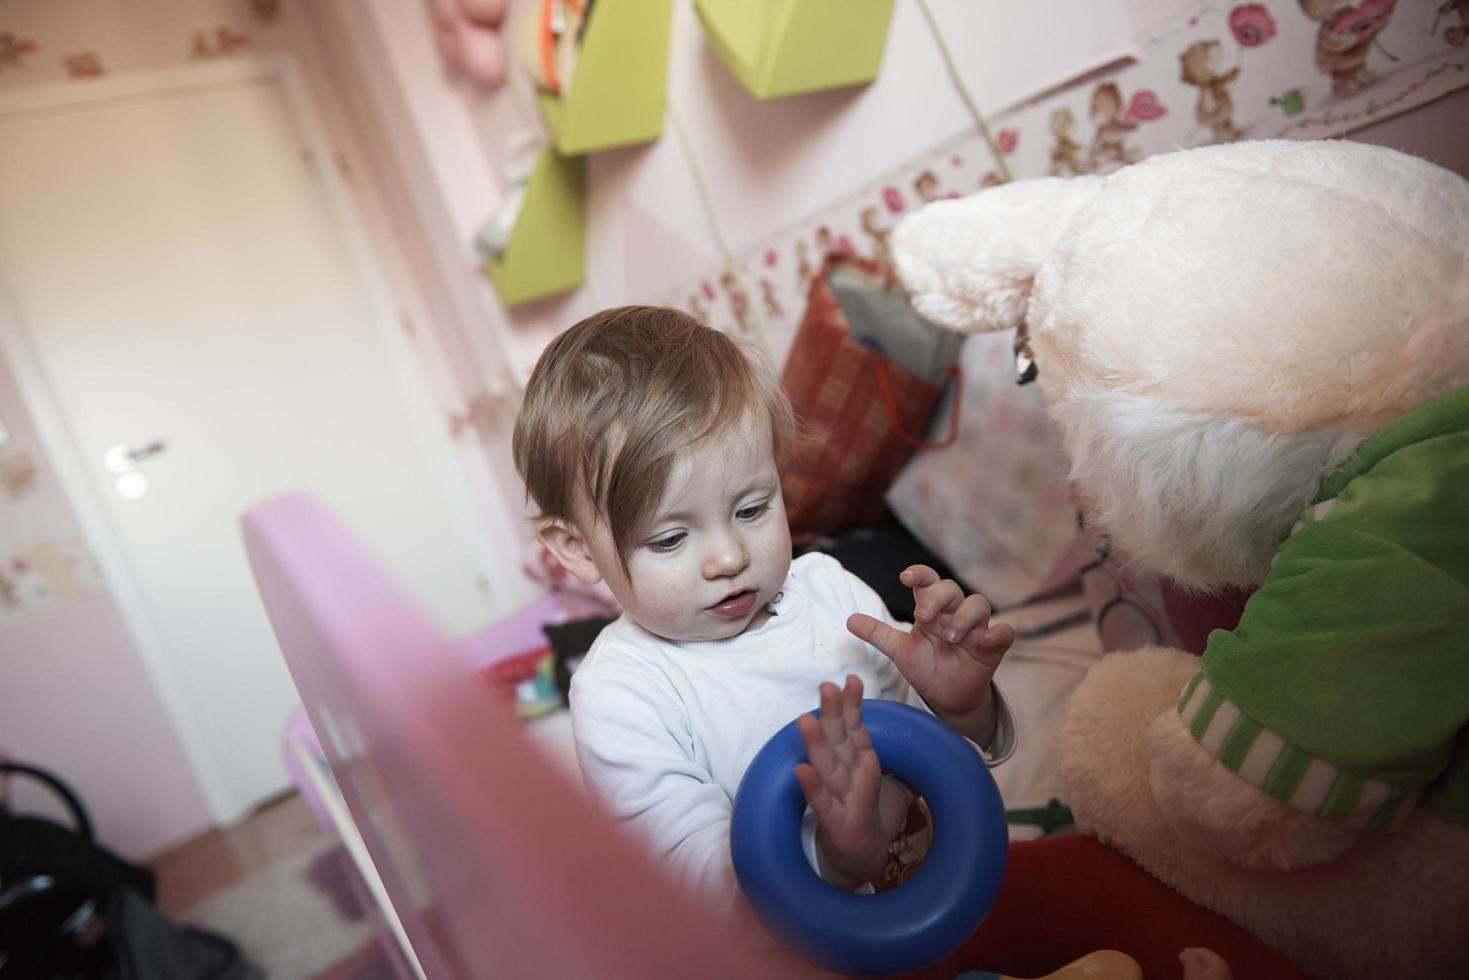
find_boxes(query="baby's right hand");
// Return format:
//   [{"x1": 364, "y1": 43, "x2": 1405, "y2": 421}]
[{"x1": 794, "y1": 676, "x2": 912, "y2": 888}]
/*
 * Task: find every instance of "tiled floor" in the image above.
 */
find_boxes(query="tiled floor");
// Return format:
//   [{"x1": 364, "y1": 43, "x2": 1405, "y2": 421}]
[
  {"x1": 149, "y1": 790, "x2": 333, "y2": 917},
  {"x1": 146, "y1": 791, "x2": 388, "y2": 979}
]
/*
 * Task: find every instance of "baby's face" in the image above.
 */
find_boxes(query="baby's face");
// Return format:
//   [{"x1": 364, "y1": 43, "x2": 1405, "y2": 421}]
[{"x1": 584, "y1": 411, "x2": 792, "y2": 643}]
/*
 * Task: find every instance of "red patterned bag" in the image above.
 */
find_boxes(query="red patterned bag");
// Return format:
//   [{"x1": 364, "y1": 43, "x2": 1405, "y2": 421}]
[{"x1": 780, "y1": 254, "x2": 960, "y2": 541}]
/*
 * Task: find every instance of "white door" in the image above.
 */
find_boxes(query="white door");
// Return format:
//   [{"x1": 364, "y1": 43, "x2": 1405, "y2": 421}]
[{"x1": 0, "y1": 60, "x2": 511, "y2": 823}]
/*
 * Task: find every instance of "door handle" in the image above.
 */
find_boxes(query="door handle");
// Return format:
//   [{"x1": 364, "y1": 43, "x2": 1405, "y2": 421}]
[
  {"x1": 104, "y1": 440, "x2": 166, "y2": 474},
  {"x1": 126, "y1": 439, "x2": 166, "y2": 462}
]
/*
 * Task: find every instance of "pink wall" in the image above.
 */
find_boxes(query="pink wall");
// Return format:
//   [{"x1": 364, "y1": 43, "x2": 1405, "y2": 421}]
[
  {"x1": 0, "y1": 347, "x2": 213, "y2": 859},
  {"x1": 308, "y1": 0, "x2": 541, "y2": 535},
  {"x1": 350, "y1": 0, "x2": 1467, "y2": 380},
  {"x1": 0, "y1": 0, "x2": 535, "y2": 856},
  {"x1": 304, "y1": 0, "x2": 1469, "y2": 523},
  {"x1": 1349, "y1": 85, "x2": 1469, "y2": 178},
  {"x1": 449, "y1": 0, "x2": 1143, "y2": 374}
]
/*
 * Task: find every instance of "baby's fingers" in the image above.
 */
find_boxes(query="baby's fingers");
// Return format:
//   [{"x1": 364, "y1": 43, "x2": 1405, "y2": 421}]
[
  {"x1": 847, "y1": 614, "x2": 915, "y2": 666},
  {"x1": 899, "y1": 565, "x2": 941, "y2": 590},
  {"x1": 912, "y1": 578, "x2": 964, "y2": 623},
  {"x1": 941, "y1": 593, "x2": 993, "y2": 644},
  {"x1": 841, "y1": 675, "x2": 864, "y2": 730},
  {"x1": 795, "y1": 763, "x2": 836, "y2": 820},
  {"x1": 818, "y1": 682, "x2": 852, "y2": 761},
  {"x1": 841, "y1": 677, "x2": 875, "y2": 755},
  {"x1": 976, "y1": 622, "x2": 1014, "y2": 654},
  {"x1": 797, "y1": 713, "x2": 850, "y2": 795},
  {"x1": 796, "y1": 712, "x2": 833, "y2": 769}
]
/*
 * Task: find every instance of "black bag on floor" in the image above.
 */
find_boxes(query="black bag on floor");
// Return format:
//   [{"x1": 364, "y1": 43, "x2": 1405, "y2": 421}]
[{"x1": 0, "y1": 761, "x2": 262, "y2": 980}]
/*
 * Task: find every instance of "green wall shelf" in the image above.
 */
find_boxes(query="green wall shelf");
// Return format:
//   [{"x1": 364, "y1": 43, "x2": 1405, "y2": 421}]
[
  {"x1": 483, "y1": 149, "x2": 586, "y2": 306},
  {"x1": 694, "y1": 0, "x2": 897, "y2": 100},
  {"x1": 536, "y1": 0, "x2": 675, "y2": 155}
]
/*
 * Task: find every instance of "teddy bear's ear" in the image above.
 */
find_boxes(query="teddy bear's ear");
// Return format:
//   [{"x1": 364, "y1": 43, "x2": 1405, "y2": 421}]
[{"x1": 892, "y1": 175, "x2": 1102, "y2": 334}]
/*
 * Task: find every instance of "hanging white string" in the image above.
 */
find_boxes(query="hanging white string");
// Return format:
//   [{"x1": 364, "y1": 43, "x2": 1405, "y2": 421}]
[
  {"x1": 915, "y1": 0, "x2": 1013, "y2": 184},
  {"x1": 666, "y1": 97, "x2": 768, "y2": 349}
]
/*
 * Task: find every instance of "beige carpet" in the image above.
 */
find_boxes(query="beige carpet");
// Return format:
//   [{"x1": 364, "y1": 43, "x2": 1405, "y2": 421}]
[{"x1": 179, "y1": 842, "x2": 381, "y2": 979}]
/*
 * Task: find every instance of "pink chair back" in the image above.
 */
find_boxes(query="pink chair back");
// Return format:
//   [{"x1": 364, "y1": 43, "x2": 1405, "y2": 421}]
[{"x1": 241, "y1": 492, "x2": 793, "y2": 979}]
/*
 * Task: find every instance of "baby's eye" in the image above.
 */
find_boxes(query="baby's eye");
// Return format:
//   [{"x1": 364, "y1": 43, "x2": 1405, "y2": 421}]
[
  {"x1": 647, "y1": 533, "x2": 686, "y2": 553},
  {"x1": 737, "y1": 501, "x2": 770, "y2": 521}
]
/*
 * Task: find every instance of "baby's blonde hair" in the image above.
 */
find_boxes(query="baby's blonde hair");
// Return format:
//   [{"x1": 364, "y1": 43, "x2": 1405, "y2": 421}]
[{"x1": 513, "y1": 306, "x2": 797, "y2": 575}]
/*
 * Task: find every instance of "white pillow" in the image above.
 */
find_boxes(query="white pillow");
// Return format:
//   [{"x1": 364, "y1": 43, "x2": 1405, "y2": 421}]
[{"x1": 885, "y1": 332, "x2": 1080, "y2": 609}]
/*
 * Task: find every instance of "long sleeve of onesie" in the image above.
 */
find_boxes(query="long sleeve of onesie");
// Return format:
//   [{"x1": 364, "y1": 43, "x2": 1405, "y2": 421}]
[{"x1": 571, "y1": 656, "x2": 744, "y2": 907}]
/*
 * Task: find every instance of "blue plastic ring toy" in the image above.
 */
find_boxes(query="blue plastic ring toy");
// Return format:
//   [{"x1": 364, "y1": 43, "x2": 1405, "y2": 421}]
[{"x1": 731, "y1": 699, "x2": 1008, "y2": 977}]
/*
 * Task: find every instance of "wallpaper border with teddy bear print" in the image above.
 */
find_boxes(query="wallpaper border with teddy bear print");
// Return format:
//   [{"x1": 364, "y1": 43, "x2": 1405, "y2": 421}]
[{"x1": 658, "y1": 0, "x2": 1469, "y2": 368}]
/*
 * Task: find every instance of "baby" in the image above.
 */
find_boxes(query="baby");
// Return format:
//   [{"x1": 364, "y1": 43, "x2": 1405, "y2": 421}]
[{"x1": 512, "y1": 306, "x2": 1016, "y2": 907}]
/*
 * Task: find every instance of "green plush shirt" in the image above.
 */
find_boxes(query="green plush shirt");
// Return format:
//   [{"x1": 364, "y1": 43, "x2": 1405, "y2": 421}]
[{"x1": 1177, "y1": 384, "x2": 1469, "y2": 830}]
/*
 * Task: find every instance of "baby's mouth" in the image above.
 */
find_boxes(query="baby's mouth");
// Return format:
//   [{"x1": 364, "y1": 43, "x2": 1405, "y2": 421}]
[{"x1": 708, "y1": 589, "x2": 757, "y2": 618}]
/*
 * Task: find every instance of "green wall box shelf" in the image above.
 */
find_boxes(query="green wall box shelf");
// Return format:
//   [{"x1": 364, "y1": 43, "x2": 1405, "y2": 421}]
[
  {"x1": 536, "y1": 0, "x2": 675, "y2": 155},
  {"x1": 484, "y1": 149, "x2": 586, "y2": 306},
  {"x1": 694, "y1": 0, "x2": 897, "y2": 100}
]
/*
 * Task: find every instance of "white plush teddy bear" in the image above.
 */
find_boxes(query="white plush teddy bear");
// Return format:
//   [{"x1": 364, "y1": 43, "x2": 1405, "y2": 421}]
[{"x1": 892, "y1": 139, "x2": 1469, "y2": 979}]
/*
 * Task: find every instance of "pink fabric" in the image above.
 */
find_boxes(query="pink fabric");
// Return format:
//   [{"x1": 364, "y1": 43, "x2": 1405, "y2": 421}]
[
  {"x1": 445, "y1": 590, "x2": 615, "y2": 673},
  {"x1": 242, "y1": 492, "x2": 795, "y2": 978}
]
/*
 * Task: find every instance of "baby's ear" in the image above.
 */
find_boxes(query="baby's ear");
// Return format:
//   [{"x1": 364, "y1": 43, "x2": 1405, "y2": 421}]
[
  {"x1": 892, "y1": 175, "x2": 1103, "y2": 334},
  {"x1": 536, "y1": 520, "x2": 603, "y2": 586}
]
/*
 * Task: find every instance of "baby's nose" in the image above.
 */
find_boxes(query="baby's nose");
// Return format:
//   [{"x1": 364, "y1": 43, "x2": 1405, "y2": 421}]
[{"x1": 703, "y1": 535, "x2": 750, "y2": 578}]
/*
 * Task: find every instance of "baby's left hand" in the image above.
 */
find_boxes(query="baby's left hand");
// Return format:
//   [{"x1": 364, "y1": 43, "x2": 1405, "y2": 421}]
[
  {"x1": 847, "y1": 565, "x2": 1013, "y2": 744},
  {"x1": 794, "y1": 676, "x2": 913, "y2": 889}
]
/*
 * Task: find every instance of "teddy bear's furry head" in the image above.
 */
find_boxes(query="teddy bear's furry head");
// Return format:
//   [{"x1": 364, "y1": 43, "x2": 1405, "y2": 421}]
[{"x1": 893, "y1": 140, "x2": 1469, "y2": 590}]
